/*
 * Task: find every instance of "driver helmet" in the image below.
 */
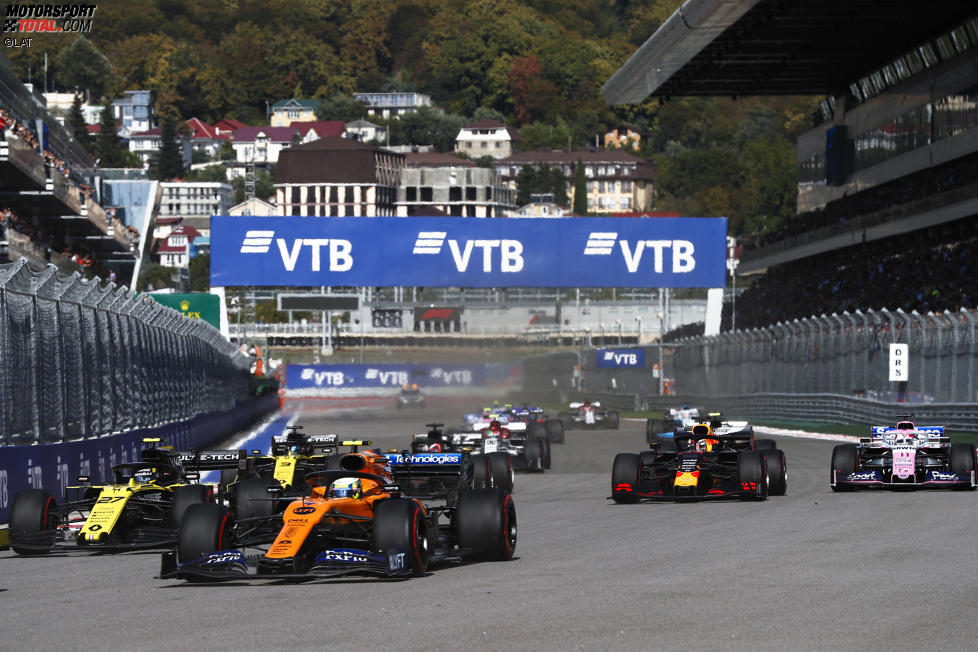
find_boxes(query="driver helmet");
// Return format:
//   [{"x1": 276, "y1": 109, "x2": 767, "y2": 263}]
[
  {"x1": 134, "y1": 468, "x2": 155, "y2": 484},
  {"x1": 331, "y1": 477, "x2": 362, "y2": 499}
]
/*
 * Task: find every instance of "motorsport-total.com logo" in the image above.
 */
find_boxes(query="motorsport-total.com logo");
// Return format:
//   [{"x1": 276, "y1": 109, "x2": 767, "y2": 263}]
[{"x1": 3, "y1": 3, "x2": 97, "y2": 34}]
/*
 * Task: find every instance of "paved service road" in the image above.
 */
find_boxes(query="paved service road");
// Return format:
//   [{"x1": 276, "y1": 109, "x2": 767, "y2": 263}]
[{"x1": 3, "y1": 399, "x2": 978, "y2": 651}]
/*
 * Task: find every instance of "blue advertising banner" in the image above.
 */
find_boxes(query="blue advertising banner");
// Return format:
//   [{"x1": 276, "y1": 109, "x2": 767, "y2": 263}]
[
  {"x1": 286, "y1": 363, "x2": 516, "y2": 389},
  {"x1": 210, "y1": 216, "x2": 727, "y2": 288},
  {"x1": 595, "y1": 348, "x2": 647, "y2": 368}
]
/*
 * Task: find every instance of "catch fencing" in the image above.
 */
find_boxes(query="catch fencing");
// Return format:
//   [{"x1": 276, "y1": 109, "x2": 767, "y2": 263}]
[{"x1": 0, "y1": 260, "x2": 251, "y2": 445}]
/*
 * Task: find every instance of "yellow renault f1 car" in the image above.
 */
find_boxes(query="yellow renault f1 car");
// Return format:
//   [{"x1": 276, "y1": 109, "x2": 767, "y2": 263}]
[
  {"x1": 160, "y1": 441, "x2": 517, "y2": 581},
  {"x1": 9, "y1": 439, "x2": 220, "y2": 554}
]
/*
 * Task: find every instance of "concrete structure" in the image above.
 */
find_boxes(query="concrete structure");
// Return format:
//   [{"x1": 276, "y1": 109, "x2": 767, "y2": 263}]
[
  {"x1": 396, "y1": 152, "x2": 516, "y2": 217},
  {"x1": 455, "y1": 119, "x2": 521, "y2": 160},
  {"x1": 354, "y1": 92, "x2": 432, "y2": 118},
  {"x1": 269, "y1": 98, "x2": 320, "y2": 126},
  {"x1": 494, "y1": 150, "x2": 656, "y2": 213},
  {"x1": 275, "y1": 136, "x2": 404, "y2": 216}
]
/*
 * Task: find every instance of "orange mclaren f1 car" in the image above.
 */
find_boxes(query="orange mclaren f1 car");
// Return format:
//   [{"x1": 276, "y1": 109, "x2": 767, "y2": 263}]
[{"x1": 160, "y1": 442, "x2": 516, "y2": 581}]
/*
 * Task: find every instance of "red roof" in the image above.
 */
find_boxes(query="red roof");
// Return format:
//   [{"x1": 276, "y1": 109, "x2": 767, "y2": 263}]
[
  {"x1": 213, "y1": 118, "x2": 246, "y2": 136},
  {"x1": 233, "y1": 126, "x2": 298, "y2": 143},
  {"x1": 167, "y1": 225, "x2": 202, "y2": 240},
  {"x1": 186, "y1": 117, "x2": 228, "y2": 140},
  {"x1": 290, "y1": 120, "x2": 346, "y2": 138}
]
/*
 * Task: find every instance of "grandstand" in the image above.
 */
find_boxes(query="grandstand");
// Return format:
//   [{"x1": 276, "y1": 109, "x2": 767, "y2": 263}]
[
  {"x1": 603, "y1": 0, "x2": 978, "y2": 331},
  {"x1": 0, "y1": 50, "x2": 141, "y2": 283}
]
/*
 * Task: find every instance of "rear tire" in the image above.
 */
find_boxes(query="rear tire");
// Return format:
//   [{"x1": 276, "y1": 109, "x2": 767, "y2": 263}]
[
  {"x1": 171, "y1": 484, "x2": 213, "y2": 528},
  {"x1": 523, "y1": 437, "x2": 544, "y2": 472},
  {"x1": 219, "y1": 468, "x2": 237, "y2": 497},
  {"x1": 831, "y1": 444, "x2": 858, "y2": 492},
  {"x1": 471, "y1": 455, "x2": 492, "y2": 489},
  {"x1": 10, "y1": 489, "x2": 56, "y2": 555},
  {"x1": 762, "y1": 449, "x2": 788, "y2": 496},
  {"x1": 611, "y1": 453, "x2": 641, "y2": 503},
  {"x1": 456, "y1": 489, "x2": 516, "y2": 561},
  {"x1": 606, "y1": 411, "x2": 620, "y2": 430},
  {"x1": 177, "y1": 503, "x2": 234, "y2": 565},
  {"x1": 540, "y1": 437, "x2": 552, "y2": 470},
  {"x1": 646, "y1": 419, "x2": 664, "y2": 444},
  {"x1": 232, "y1": 477, "x2": 278, "y2": 520},
  {"x1": 545, "y1": 419, "x2": 564, "y2": 443},
  {"x1": 487, "y1": 452, "x2": 515, "y2": 491},
  {"x1": 754, "y1": 439, "x2": 777, "y2": 451},
  {"x1": 737, "y1": 451, "x2": 769, "y2": 501},
  {"x1": 950, "y1": 443, "x2": 977, "y2": 490},
  {"x1": 373, "y1": 498, "x2": 429, "y2": 576}
]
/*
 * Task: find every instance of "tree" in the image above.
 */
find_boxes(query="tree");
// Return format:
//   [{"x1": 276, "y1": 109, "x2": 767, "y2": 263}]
[
  {"x1": 315, "y1": 93, "x2": 367, "y2": 121},
  {"x1": 515, "y1": 164, "x2": 568, "y2": 206},
  {"x1": 572, "y1": 159, "x2": 588, "y2": 215},
  {"x1": 156, "y1": 117, "x2": 185, "y2": 180},
  {"x1": 188, "y1": 253, "x2": 210, "y2": 292},
  {"x1": 56, "y1": 36, "x2": 109, "y2": 102},
  {"x1": 94, "y1": 99, "x2": 127, "y2": 167},
  {"x1": 67, "y1": 94, "x2": 89, "y2": 148}
]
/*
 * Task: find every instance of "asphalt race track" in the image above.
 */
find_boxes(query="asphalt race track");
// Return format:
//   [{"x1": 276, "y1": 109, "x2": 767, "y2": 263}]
[{"x1": 4, "y1": 399, "x2": 978, "y2": 650}]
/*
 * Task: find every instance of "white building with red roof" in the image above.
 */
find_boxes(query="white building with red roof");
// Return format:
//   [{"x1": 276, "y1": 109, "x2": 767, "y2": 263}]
[
  {"x1": 232, "y1": 126, "x2": 299, "y2": 164},
  {"x1": 290, "y1": 120, "x2": 346, "y2": 144},
  {"x1": 455, "y1": 118, "x2": 522, "y2": 160},
  {"x1": 156, "y1": 224, "x2": 202, "y2": 268}
]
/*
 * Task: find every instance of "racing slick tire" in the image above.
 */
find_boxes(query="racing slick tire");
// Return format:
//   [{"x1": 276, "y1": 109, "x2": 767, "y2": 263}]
[
  {"x1": 737, "y1": 451, "x2": 769, "y2": 501},
  {"x1": 830, "y1": 444, "x2": 859, "y2": 492},
  {"x1": 177, "y1": 503, "x2": 235, "y2": 566},
  {"x1": 605, "y1": 411, "x2": 620, "y2": 430},
  {"x1": 761, "y1": 449, "x2": 788, "y2": 496},
  {"x1": 456, "y1": 488, "x2": 517, "y2": 561},
  {"x1": 10, "y1": 489, "x2": 56, "y2": 555},
  {"x1": 233, "y1": 477, "x2": 278, "y2": 520},
  {"x1": 646, "y1": 419, "x2": 665, "y2": 444},
  {"x1": 487, "y1": 452, "x2": 515, "y2": 491},
  {"x1": 557, "y1": 411, "x2": 574, "y2": 430},
  {"x1": 540, "y1": 437, "x2": 551, "y2": 470},
  {"x1": 523, "y1": 437, "x2": 545, "y2": 472},
  {"x1": 545, "y1": 419, "x2": 565, "y2": 443},
  {"x1": 471, "y1": 455, "x2": 492, "y2": 489},
  {"x1": 171, "y1": 484, "x2": 214, "y2": 528},
  {"x1": 949, "y1": 443, "x2": 977, "y2": 490},
  {"x1": 754, "y1": 439, "x2": 777, "y2": 451},
  {"x1": 652, "y1": 434, "x2": 678, "y2": 454},
  {"x1": 374, "y1": 498, "x2": 430, "y2": 576},
  {"x1": 611, "y1": 453, "x2": 642, "y2": 504}
]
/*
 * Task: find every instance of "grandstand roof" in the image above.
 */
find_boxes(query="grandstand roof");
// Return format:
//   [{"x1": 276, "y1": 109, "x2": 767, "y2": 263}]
[{"x1": 602, "y1": 0, "x2": 978, "y2": 103}]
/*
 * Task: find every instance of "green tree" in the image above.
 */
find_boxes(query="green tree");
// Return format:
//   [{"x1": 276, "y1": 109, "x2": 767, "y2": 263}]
[
  {"x1": 389, "y1": 107, "x2": 466, "y2": 152},
  {"x1": 56, "y1": 36, "x2": 110, "y2": 102},
  {"x1": 188, "y1": 253, "x2": 210, "y2": 292},
  {"x1": 515, "y1": 164, "x2": 568, "y2": 206},
  {"x1": 67, "y1": 94, "x2": 89, "y2": 149},
  {"x1": 94, "y1": 99, "x2": 126, "y2": 167},
  {"x1": 137, "y1": 262, "x2": 175, "y2": 292},
  {"x1": 156, "y1": 116, "x2": 185, "y2": 180},
  {"x1": 572, "y1": 159, "x2": 588, "y2": 215},
  {"x1": 520, "y1": 119, "x2": 572, "y2": 151},
  {"x1": 315, "y1": 93, "x2": 367, "y2": 121}
]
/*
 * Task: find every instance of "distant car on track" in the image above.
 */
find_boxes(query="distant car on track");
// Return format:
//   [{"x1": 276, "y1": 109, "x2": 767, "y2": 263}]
[
  {"x1": 558, "y1": 400, "x2": 619, "y2": 430},
  {"x1": 830, "y1": 417, "x2": 977, "y2": 491},
  {"x1": 396, "y1": 384, "x2": 425, "y2": 410}
]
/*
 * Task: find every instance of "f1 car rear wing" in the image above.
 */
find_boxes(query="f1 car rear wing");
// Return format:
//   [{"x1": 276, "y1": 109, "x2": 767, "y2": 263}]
[
  {"x1": 178, "y1": 450, "x2": 248, "y2": 471},
  {"x1": 271, "y1": 434, "x2": 338, "y2": 456},
  {"x1": 386, "y1": 452, "x2": 466, "y2": 499},
  {"x1": 864, "y1": 426, "x2": 948, "y2": 445}
]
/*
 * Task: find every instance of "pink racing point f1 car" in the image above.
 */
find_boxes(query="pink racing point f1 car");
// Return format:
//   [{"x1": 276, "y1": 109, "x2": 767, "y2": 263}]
[{"x1": 831, "y1": 417, "x2": 977, "y2": 491}]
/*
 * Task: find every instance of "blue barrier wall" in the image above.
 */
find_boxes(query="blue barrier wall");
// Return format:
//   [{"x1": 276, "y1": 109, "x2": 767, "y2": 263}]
[{"x1": 0, "y1": 393, "x2": 278, "y2": 523}]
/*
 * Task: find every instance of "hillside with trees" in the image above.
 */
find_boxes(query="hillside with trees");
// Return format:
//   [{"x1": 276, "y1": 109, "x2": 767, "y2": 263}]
[{"x1": 8, "y1": 0, "x2": 815, "y2": 240}]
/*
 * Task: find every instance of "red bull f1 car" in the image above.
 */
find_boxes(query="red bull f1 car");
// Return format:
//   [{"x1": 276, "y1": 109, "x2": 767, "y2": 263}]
[
  {"x1": 611, "y1": 420, "x2": 787, "y2": 502},
  {"x1": 831, "y1": 418, "x2": 977, "y2": 491}
]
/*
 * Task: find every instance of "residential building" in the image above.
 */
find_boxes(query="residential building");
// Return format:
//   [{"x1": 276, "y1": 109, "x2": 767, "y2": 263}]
[
  {"x1": 346, "y1": 118, "x2": 387, "y2": 144},
  {"x1": 127, "y1": 127, "x2": 193, "y2": 167},
  {"x1": 396, "y1": 152, "x2": 516, "y2": 217},
  {"x1": 158, "y1": 181, "x2": 233, "y2": 236},
  {"x1": 111, "y1": 90, "x2": 155, "y2": 137},
  {"x1": 354, "y1": 92, "x2": 432, "y2": 118},
  {"x1": 185, "y1": 118, "x2": 230, "y2": 158},
  {"x1": 494, "y1": 150, "x2": 656, "y2": 213},
  {"x1": 275, "y1": 136, "x2": 404, "y2": 216},
  {"x1": 212, "y1": 118, "x2": 246, "y2": 138},
  {"x1": 290, "y1": 120, "x2": 346, "y2": 144},
  {"x1": 228, "y1": 196, "x2": 276, "y2": 216},
  {"x1": 269, "y1": 98, "x2": 320, "y2": 126},
  {"x1": 231, "y1": 126, "x2": 298, "y2": 164},
  {"x1": 507, "y1": 194, "x2": 569, "y2": 217},
  {"x1": 604, "y1": 125, "x2": 645, "y2": 152},
  {"x1": 156, "y1": 224, "x2": 202, "y2": 268},
  {"x1": 455, "y1": 119, "x2": 521, "y2": 160}
]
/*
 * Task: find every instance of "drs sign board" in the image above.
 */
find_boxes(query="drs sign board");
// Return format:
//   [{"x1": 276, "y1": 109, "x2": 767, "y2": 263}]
[{"x1": 210, "y1": 216, "x2": 727, "y2": 288}]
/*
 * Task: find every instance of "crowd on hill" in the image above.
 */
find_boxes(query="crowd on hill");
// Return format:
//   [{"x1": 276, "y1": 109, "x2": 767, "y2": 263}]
[{"x1": 728, "y1": 219, "x2": 978, "y2": 330}]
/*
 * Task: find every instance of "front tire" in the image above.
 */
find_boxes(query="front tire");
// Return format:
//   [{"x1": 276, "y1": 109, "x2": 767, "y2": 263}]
[
  {"x1": 178, "y1": 502, "x2": 234, "y2": 564},
  {"x1": 737, "y1": 451, "x2": 769, "y2": 501},
  {"x1": 611, "y1": 453, "x2": 641, "y2": 503},
  {"x1": 606, "y1": 411, "x2": 620, "y2": 430},
  {"x1": 374, "y1": 498, "x2": 429, "y2": 576},
  {"x1": 456, "y1": 489, "x2": 516, "y2": 561},
  {"x1": 762, "y1": 449, "x2": 788, "y2": 496},
  {"x1": 545, "y1": 419, "x2": 564, "y2": 443},
  {"x1": 831, "y1": 444, "x2": 858, "y2": 492},
  {"x1": 950, "y1": 443, "x2": 977, "y2": 490},
  {"x1": 540, "y1": 437, "x2": 552, "y2": 470},
  {"x1": 171, "y1": 484, "x2": 214, "y2": 528},
  {"x1": 10, "y1": 489, "x2": 56, "y2": 555}
]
